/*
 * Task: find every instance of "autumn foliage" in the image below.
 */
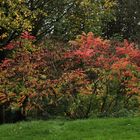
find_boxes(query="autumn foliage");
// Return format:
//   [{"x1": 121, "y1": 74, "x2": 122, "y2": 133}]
[
  {"x1": 0, "y1": 32, "x2": 140, "y2": 120},
  {"x1": 65, "y1": 32, "x2": 140, "y2": 94}
]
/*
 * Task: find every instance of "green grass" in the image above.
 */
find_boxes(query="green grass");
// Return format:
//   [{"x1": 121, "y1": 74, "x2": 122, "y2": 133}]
[{"x1": 0, "y1": 118, "x2": 140, "y2": 140}]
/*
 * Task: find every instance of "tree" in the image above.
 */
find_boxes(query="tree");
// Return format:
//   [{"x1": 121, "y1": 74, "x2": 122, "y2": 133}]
[
  {"x1": 104, "y1": 0, "x2": 140, "y2": 43},
  {"x1": 0, "y1": 0, "x2": 47, "y2": 61},
  {"x1": 0, "y1": 0, "x2": 116, "y2": 44},
  {"x1": 0, "y1": 0, "x2": 32, "y2": 46},
  {"x1": 25, "y1": 0, "x2": 116, "y2": 41},
  {"x1": 0, "y1": 32, "x2": 140, "y2": 120},
  {"x1": 0, "y1": 0, "x2": 116, "y2": 61},
  {"x1": 0, "y1": 32, "x2": 65, "y2": 121},
  {"x1": 49, "y1": 0, "x2": 116, "y2": 41},
  {"x1": 63, "y1": 32, "x2": 140, "y2": 117}
]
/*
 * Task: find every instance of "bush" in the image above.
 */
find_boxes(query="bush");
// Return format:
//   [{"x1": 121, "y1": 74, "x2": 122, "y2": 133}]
[{"x1": 0, "y1": 32, "x2": 140, "y2": 122}]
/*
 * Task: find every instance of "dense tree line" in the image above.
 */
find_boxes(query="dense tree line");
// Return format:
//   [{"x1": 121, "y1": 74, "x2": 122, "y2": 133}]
[{"x1": 1, "y1": 0, "x2": 140, "y2": 45}]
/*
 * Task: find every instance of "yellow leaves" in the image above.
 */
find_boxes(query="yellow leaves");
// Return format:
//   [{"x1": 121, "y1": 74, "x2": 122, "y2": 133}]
[
  {"x1": 104, "y1": 0, "x2": 116, "y2": 9},
  {"x1": 80, "y1": 85, "x2": 92, "y2": 95},
  {"x1": 40, "y1": 75, "x2": 47, "y2": 80},
  {"x1": 0, "y1": 33, "x2": 8, "y2": 39},
  {"x1": 80, "y1": 0, "x2": 90, "y2": 6},
  {"x1": 22, "y1": 20, "x2": 32, "y2": 31},
  {"x1": 0, "y1": 0, "x2": 34, "y2": 42},
  {"x1": 0, "y1": 93, "x2": 7, "y2": 104},
  {"x1": 18, "y1": 0, "x2": 25, "y2": 3},
  {"x1": 69, "y1": 40, "x2": 80, "y2": 46},
  {"x1": 0, "y1": 92, "x2": 16, "y2": 105}
]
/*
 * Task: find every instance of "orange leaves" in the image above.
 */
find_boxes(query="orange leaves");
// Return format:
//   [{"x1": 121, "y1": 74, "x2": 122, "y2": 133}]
[
  {"x1": 116, "y1": 40, "x2": 140, "y2": 64},
  {"x1": 57, "y1": 69, "x2": 91, "y2": 95},
  {"x1": 66, "y1": 32, "x2": 140, "y2": 73},
  {"x1": 74, "y1": 48, "x2": 94, "y2": 58},
  {"x1": 0, "y1": 93, "x2": 7, "y2": 104},
  {"x1": 66, "y1": 32, "x2": 110, "y2": 61},
  {"x1": 0, "y1": 92, "x2": 16, "y2": 105},
  {"x1": 86, "y1": 32, "x2": 94, "y2": 47},
  {"x1": 111, "y1": 58, "x2": 130, "y2": 70},
  {"x1": 59, "y1": 69, "x2": 86, "y2": 84}
]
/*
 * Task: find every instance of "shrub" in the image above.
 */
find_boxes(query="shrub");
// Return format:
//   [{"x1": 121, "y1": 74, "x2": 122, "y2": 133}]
[
  {"x1": 0, "y1": 32, "x2": 140, "y2": 122},
  {"x1": 61, "y1": 32, "x2": 140, "y2": 118}
]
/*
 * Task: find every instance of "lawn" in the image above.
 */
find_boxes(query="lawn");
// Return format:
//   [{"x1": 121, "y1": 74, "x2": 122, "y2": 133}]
[{"x1": 0, "y1": 117, "x2": 140, "y2": 140}]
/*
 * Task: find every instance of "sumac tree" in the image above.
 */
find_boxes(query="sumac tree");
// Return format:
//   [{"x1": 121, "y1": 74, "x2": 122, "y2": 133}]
[
  {"x1": 0, "y1": 31, "x2": 140, "y2": 121},
  {"x1": 62, "y1": 32, "x2": 140, "y2": 117}
]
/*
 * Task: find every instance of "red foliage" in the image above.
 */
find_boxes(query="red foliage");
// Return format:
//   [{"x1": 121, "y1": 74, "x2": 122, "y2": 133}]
[
  {"x1": 1, "y1": 31, "x2": 140, "y2": 118},
  {"x1": 4, "y1": 42, "x2": 15, "y2": 50},
  {"x1": 20, "y1": 31, "x2": 36, "y2": 40},
  {"x1": 1, "y1": 59, "x2": 14, "y2": 67},
  {"x1": 0, "y1": 33, "x2": 61, "y2": 114},
  {"x1": 64, "y1": 32, "x2": 140, "y2": 95}
]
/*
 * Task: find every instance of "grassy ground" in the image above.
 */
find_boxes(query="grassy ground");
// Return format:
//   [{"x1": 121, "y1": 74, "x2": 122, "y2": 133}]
[{"x1": 0, "y1": 117, "x2": 140, "y2": 140}]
